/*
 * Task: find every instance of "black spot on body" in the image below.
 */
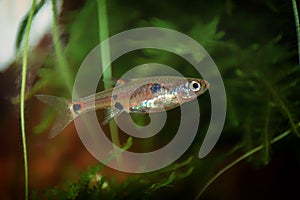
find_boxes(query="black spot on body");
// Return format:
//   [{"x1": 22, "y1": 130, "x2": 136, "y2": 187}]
[
  {"x1": 73, "y1": 104, "x2": 81, "y2": 113},
  {"x1": 150, "y1": 83, "x2": 162, "y2": 93},
  {"x1": 115, "y1": 102, "x2": 123, "y2": 110},
  {"x1": 113, "y1": 94, "x2": 118, "y2": 100}
]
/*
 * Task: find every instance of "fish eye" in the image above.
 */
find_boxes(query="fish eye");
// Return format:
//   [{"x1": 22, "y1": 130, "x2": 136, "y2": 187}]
[{"x1": 189, "y1": 81, "x2": 201, "y2": 92}]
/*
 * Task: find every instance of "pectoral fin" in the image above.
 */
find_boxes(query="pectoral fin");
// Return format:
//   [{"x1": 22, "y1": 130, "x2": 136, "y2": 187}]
[{"x1": 101, "y1": 108, "x2": 123, "y2": 125}]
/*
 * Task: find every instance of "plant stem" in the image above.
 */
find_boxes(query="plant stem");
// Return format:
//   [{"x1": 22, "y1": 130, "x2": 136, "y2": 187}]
[
  {"x1": 20, "y1": 1, "x2": 36, "y2": 199},
  {"x1": 263, "y1": 105, "x2": 270, "y2": 165},
  {"x1": 51, "y1": 0, "x2": 73, "y2": 93},
  {"x1": 96, "y1": 0, "x2": 121, "y2": 158},
  {"x1": 292, "y1": 0, "x2": 300, "y2": 71},
  {"x1": 196, "y1": 122, "x2": 300, "y2": 199}
]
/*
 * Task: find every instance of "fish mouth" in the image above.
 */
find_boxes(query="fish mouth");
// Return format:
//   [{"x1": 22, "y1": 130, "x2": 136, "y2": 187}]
[{"x1": 202, "y1": 80, "x2": 210, "y2": 89}]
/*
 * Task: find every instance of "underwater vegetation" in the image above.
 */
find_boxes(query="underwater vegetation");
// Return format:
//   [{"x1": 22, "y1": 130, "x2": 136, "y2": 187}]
[{"x1": 0, "y1": 0, "x2": 300, "y2": 199}]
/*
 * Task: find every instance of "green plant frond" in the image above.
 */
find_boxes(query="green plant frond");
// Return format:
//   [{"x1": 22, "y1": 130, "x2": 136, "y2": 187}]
[
  {"x1": 51, "y1": 0, "x2": 73, "y2": 93},
  {"x1": 31, "y1": 156, "x2": 194, "y2": 199},
  {"x1": 262, "y1": 105, "x2": 271, "y2": 165},
  {"x1": 66, "y1": 184, "x2": 80, "y2": 199},
  {"x1": 16, "y1": 0, "x2": 45, "y2": 50},
  {"x1": 20, "y1": 1, "x2": 37, "y2": 200},
  {"x1": 197, "y1": 122, "x2": 300, "y2": 199},
  {"x1": 219, "y1": 29, "x2": 300, "y2": 170},
  {"x1": 292, "y1": 0, "x2": 300, "y2": 69},
  {"x1": 148, "y1": 172, "x2": 176, "y2": 192},
  {"x1": 189, "y1": 17, "x2": 225, "y2": 50},
  {"x1": 261, "y1": 78, "x2": 299, "y2": 137}
]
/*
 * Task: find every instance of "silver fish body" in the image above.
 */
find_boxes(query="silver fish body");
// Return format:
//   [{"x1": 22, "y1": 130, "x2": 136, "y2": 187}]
[{"x1": 36, "y1": 76, "x2": 210, "y2": 138}]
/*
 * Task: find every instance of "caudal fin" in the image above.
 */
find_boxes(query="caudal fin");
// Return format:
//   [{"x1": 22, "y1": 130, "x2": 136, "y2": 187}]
[{"x1": 36, "y1": 94, "x2": 75, "y2": 138}]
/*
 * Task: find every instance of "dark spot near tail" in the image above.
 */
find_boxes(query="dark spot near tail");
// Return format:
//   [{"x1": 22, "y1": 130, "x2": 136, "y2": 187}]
[
  {"x1": 73, "y1": 104, "x2": 81, "y2": 114},
  {"x1": 150, "y1": 83, "x2": 161, "y2": 93},
  {"x1": 115, "y1": 102, "x2": 123, "y2": 110},
  {"x1": 113, "y1": 94, "x2": 118, "y2": 100}
]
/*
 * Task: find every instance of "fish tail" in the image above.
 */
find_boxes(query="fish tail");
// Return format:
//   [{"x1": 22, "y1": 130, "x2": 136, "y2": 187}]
[{"x1": 36, "y1": 94, "x2": 75, "y2": 138}]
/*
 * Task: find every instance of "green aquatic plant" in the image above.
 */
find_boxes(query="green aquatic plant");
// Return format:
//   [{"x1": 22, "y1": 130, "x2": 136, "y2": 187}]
[
  {"x1": 31, "y1": 155, "x2": 194, "y2": 199},
  {"x1": 292, "y1": 0, "x2": 300, "y2": 68},
  {"x1": 51, "y1": 0, "x2": 73, "y2": 93},
  {"x1": 196, "y1": 1, "x2": 300, "y2": 197},
  {"x1": 18, "y1": 0, "x2": 72, "y2": 199},
  {"x1": 196, "y1": 122, "x2": 300, "y2": 199},
  {"x1": 16, "y1": 0, "x2": 45, "y2": 50},
  {"x1": 20, "y1": 1, "x2": 36, "y2": 200},
  {"x1": 96, "y1": 0, "x2": 121, "y2": 161}
]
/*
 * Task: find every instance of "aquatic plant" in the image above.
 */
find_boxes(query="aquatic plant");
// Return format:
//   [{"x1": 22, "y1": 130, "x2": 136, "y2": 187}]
[{"x1": 19, "y1": 1, "x2": 36, "y2": 199}]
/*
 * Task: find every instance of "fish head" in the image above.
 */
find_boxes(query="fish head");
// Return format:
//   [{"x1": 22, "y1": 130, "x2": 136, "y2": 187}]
[{"x1": 175, "y1": 78, "x2": 210, "y2": 103}]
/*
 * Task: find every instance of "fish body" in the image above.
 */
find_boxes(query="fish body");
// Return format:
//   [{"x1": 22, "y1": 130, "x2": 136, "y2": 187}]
[{"x1": 36, "y1": 76, "x2": 210, "y2": 138}]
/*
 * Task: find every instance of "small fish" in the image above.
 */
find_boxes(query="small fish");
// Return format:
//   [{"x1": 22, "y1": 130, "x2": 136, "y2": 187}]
[{"x1": 36, "y1": 76, "x2": 210, "y2": 138}]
